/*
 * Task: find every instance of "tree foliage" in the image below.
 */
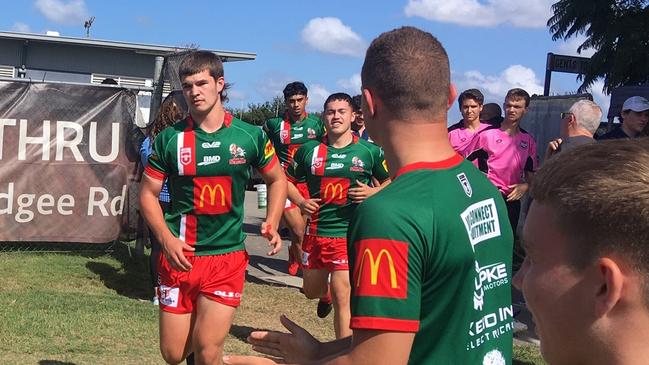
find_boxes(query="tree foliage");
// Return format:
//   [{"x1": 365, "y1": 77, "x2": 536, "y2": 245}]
[
  {"x1": 228, "y1": 96, "x2": 285, "y2": 126},
  {"x1": 548, "y1": 0, "x2": 649, "y2": 93}
]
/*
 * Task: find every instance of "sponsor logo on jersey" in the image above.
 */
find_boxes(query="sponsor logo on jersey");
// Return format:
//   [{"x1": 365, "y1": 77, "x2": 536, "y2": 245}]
[
  {"x1": 159, "y1": 285, "x2": 179, "y2": 307},
  {"x1": 312, "y1": 157, "x2": 324, "y2": 169},
  {"x1": 197, "y1": 155, "x2": 221, "y2": 166},
  {"x1": 519, "y1": 141, "x2": 528, "y2": 149},
  {"x1": 293, "y1": 126, "x2": 303, "y2": 131},
  {"x1": 457, "y1": 172, "x2": 473, "y2": 197},
  {"x1": 180, "y1": 147, "x2": 192, "y2": 165},
  {"x1": 214, "y1": 290, "x2": 242, "y2": 299},
  {"x1": 353, "y1": 239, "x2": 408, "y2": 298},
  {"x1": 264, "y1": 140, "x2": 275, "y2": 160},
  {"x1": 201, "y1": 141, "x2": 221, "y2": 149},
  {"x1": 483, "y1": 350, "x2": 506, "y2": 365},
  {"x1": 280, "y1": 130, "x2": 289, "y2": 142},
  {"x1": 460, "y1": 198, "x2": 501, "y2": 251},
  {"x1": 473, "y1": 261, "x2": 508, "y2": 311},
  {"x1": 496, "y1": 138, "x2": 503, "y2": 144},
  {"x1": 325, "y1": 162, "x2": 344, "y2": 170},
  {"x1": 228, "y1": 144, "x2": 247, "y2": 165},
  {"x1": 193, "y1": 176, "x2": 232, "y2": 215},
  {"x1": 350, "y1": 156, "x2": 365, "y2": 172},
  {"x1": 320, "y1": 177, "x2": 349, "y2": 205},
  {"x1": 292, "y1": 133, "x2": 303, "y2": 139},
  {"x1": 331, "y1": 153, "x2": 347, "y2": 159},
  {"x1": 307, "y1": 127, "x2": 316, "y2": 139},
  {"x1": 460, "y1": 137, "x2": 467, "y2": 142}
]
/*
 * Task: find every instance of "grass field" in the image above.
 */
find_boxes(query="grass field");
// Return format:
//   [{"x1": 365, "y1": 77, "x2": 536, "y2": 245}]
[{"x1": 0, "y1": 242, "x2": 545, "y2": 364}]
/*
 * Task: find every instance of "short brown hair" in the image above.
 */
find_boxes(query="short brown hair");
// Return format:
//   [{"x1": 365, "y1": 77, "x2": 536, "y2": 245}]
[
  {"x1": 530, "y1": 139, "x2": 649, "y2": 301},
  {"x1": 505, "y1": 88, "x2": 530, "y2": 107},
  {"x1": 361, "y1": 26, "x2": 450, "y2": 121},
  {"x1": 178, "y1": 50, "x2": 230, "y2": 101}
]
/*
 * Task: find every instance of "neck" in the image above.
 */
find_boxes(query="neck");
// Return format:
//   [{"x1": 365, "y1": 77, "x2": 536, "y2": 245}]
[
  {"x1": 379, "y1": 117, "x2": 456, "y2": 176},
  {"x1": 328, "y1": 131, "x2": 353, "y2": 148},
  {"x1": 621, "y1": 123, "x2": 637, "y2": 137},
  {"x1": 192, "y1": 102, "x2": 225, "y2": 133},
  {"x1": 463, "y1": 118, "x2": 482, "y2": 131},
  {"x1": 568, "y1": 126, "x2": 594, "y2": 138},
  {"x1": 289, "y1": 113, "x2": 306, "y2": 123},
  {"x1": 590, "y1": 313, "x2": 649, "y2": 365},
  {"x1": 500, "y1": 119, "x2": 521, "y2": 135}
]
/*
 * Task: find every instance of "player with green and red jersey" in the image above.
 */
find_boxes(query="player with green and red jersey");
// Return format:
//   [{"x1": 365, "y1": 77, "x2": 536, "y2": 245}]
[
  {"x1": 348, "y1": 155, "x2": 513, "y2": 364},
  {"x1": 287, "y1": 92, "x2": 390, "y2": 339},
  {"x1": 264, "y1": 82, "x2": 326, "y2": 277},
  {"x1": 140, "y1": 51, "x2": 286, "y2": 365}
]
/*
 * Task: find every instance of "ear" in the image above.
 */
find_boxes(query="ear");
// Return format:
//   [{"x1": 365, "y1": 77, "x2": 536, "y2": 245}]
[
  {"x1": 215, "y1": 76, "x2": 225, "y2": 92},
  {"x1": 594, "y1": 257, "x2": 625, "y2": 317},
  {"x1": 362, "y1": 88, "x2": 376, "y2": 118},
  {"x1": 448, "y1": 83, "x2": 458, "y2": 110}
]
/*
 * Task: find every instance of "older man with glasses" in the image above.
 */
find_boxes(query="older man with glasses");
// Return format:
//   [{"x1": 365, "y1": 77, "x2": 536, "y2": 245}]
[{"x1": 545, "y1": 99, "x2": 602, "y2": 160}]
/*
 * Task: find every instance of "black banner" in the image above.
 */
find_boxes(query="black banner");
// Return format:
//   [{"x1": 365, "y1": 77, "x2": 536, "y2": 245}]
[{"x1": 0, "y1": 81, "x2": 140, "y2": 243}]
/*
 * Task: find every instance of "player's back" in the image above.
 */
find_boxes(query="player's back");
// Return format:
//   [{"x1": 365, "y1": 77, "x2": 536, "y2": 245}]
[{"x1": 348, "y1": 155, "x2": 514, "y2": 365}]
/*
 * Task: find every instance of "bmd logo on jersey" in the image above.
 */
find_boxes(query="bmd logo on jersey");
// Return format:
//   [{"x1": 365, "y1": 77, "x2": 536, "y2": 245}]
[
  {"x1": 193, "y1": 176, "x2": 232, "y2": 215},
  {"x1": 180, "y1": 147, "x2": 192, "y2": 165},
  {"x1": 320, "y1": 177, "x2": 349, "y2": 205},
  {"x1": 353, "y1": 239, "x2": 408, "y2": 298}
]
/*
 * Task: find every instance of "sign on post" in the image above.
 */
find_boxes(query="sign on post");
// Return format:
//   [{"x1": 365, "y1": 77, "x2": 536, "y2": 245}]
[{"x1": 543, "y1": 52, "x2": 592, "y2": 96}]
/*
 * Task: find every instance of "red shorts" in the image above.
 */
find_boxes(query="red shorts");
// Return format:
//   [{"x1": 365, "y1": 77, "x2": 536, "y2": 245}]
[
  {"x1": 301, "y1": 235, "x2": 349, "y2": 271},
  {"x1": 285, "y1": 182, "x2": 310, "y2": 211},
  {"x1": 157, "y1": 250, "x2": 248, "y2": 314}
]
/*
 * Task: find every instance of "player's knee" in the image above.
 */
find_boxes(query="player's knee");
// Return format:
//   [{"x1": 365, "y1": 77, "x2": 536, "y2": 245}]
[
  {"x1": 159, "y1": 346, "x2": 185, "y2": 365},
  {"x1": 194, "y1": 343, "x2": 223, "y2": 364}
]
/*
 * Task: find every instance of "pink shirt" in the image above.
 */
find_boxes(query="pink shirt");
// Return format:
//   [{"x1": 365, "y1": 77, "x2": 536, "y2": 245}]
[
  {"x1": 467, "y1": 126, "x2": 538, "y2": 195},
  {"x1": 447, "y1": 121, "x2": 490, "y2": 157}
]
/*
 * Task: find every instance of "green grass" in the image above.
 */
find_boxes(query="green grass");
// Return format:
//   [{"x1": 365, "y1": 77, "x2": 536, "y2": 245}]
[{"x1": 0, "y1": 242, "x2": 545, "y2": 364}]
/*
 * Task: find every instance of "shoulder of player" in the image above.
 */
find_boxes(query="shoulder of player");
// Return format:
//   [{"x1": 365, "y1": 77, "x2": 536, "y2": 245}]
[
  {"x1": 447, "y1": 120, "x2": 464, "y2": 132},
  {"x1": 518, "y1": 127, "x2": 537, "y2": 142},
  {"x1": 355, "y1": 139, "x2": 382, "y2": 155},
  {"x1": 264, "y1": 117, "x2": 282, "y2": 129}
]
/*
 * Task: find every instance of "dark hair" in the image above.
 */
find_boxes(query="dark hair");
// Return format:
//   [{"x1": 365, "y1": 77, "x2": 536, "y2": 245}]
[
  {"x1": 178, "y1": 50, "x2": 230, "y2": 102},
  {"x1": 458, "y1": 89, "x2": 484, "y2": 109},
  {"x1": 352, "y1": 94, "x2": 362, "y2": 113},
  {"x1": 361, "y1": 26, "x2": 450, "y2": 121},
  {"x1": 101, "y1": 77, "x2": 118, "y2": 85},
  {"x1": 149, "y1": 93, "x2": 187, "y2": 139},
  {"x1": 505, "y1": 88, "x2": 530, "y2": 107},
  {"x1": 323, "y1": 92, "x2": 354, "y2": 111},
  {"x1": 283, "y1": 82, "x2": 308, "y2": 99},
  {"x1": 530, "y1": 139, "x2": 649, "y2": 303}
]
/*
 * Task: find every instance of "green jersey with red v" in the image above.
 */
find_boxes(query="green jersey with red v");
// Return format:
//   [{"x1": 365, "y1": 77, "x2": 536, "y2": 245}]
[{"x1": 265, "y1": 114, "x2": 325, "y2": 170}]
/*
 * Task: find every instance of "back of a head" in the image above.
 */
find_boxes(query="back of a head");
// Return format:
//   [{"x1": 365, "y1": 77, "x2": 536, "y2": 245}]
[
  {"x1": 531, "y1": 139, "x2": 649, "y2": 302},
  {"x1": 283, "y1": 81, "x2": 308, "y2": 99},
  {"x1": 361, "y1": 26, "x2": 450, "y2": 121},
  {"x1": 569, "y1": 99, "x2": 602, "y2": 135}
]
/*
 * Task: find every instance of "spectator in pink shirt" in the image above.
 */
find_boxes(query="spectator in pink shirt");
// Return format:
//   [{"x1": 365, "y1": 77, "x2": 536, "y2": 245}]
[
  {"x1": 468, "y1": 88, "x2": 538, "y2": 234},
  {"x1": 447, "y1": 88, "x2": 490, "y2": 157}
]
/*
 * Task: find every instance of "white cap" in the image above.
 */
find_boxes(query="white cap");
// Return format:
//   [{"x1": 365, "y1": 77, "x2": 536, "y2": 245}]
[{"x1": 622, "y1": 96, "x2": 649, "y2": 112}]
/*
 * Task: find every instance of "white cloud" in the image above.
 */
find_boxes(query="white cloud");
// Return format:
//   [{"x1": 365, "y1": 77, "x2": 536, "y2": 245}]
[
  {"x1": 11, "y1": 22, "x2": 31, "y2": 33},
  {"x1": 404, "y1": 0, "x2": 554, "y2": 28},
  {"x1": 556, "y1": 35, "x2": 596, "y2": 58},
  {"x1": 336, "y1": 73, "x2": 361, "y2": 94},
  {"x1": 306, "y1": 84, "x2": 330, "y2": 112},
  {"x1": 35, "y1": 0, "x2": 89, "y2": 25},
  {"x1": 455, "y1": 65, "x2": 544, "y2": 103},
  {"x1": 301, "y1": 17, "x2": 366, "y2": 57}
]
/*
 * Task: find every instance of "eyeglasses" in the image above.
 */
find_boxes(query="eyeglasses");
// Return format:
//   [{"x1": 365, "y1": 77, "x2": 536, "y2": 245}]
[{"x1": 560, "y1": 112, "x2": 573, "y2": 119}]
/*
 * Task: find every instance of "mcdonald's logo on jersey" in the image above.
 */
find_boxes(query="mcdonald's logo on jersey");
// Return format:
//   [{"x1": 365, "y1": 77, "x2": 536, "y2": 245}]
[
  {"x1": 193, "y1": 176, "x2": 232, "y2": 215},
  {"x1": 353, "y1": 239, "x2": 408, "y2": 298},
  {"x1": 320, "y1": 177, "x2": 350, "y2": 205}
]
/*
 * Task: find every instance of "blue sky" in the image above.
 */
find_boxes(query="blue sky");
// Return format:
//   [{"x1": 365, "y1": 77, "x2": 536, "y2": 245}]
[{"x1": 2, "y1": 0, "x2": 609, "y2": 122}]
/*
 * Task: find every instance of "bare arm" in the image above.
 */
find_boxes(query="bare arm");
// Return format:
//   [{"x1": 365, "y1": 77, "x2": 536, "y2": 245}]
[
  {"x1": 288, "y1": 180, "x2": 321, "y2": 215},
  {"x1": 139, "y1": 175, "x2": 194, "y2": 270},
  {"x1": 348, "y1": 178, "x2": 391, "y2": 204},
  {"x1": 258, "y1": 161, "x2": 287, "y2": 255}
]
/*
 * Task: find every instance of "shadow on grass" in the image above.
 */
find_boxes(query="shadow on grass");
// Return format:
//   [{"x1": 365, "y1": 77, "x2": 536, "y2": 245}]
[
  {"x1": 39, "y1": 361, "x2": 77, "y2": 365},
  {"x1": 230, "y1": 324, "x2": 276, "y2": 343},
  {"x1": 513, "y1": 361, "x2": 537, "y2": 365},
  {"x1": 85, "y1": 242, "x2": 152, "y2": 301}
]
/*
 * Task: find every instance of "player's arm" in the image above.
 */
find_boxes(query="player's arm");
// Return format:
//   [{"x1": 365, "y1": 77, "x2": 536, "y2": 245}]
[
  {"x1": 140, "y1": 174, "x2": 194, "y2": 271},
  {"x1": 286, "y1": 145, "x2": 321, "y2": 215},
  {"x1": 258, "y1": 160, "x2": 286, "y2": 255},
  {"x1": 349, "y1": 147, "x2": 392, "y2": 203}
]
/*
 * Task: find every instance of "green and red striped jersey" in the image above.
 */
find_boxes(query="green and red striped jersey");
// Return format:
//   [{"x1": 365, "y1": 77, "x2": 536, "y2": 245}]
[
  {"x1": 145, "y1": 112, "x2": 278, "y2": 256},
  {"x1": 287, "y1": 135, "x2": 389, "y2": 237},
  {"x1": 265, "y1": 114, "x2": 325, "y2": 170},
  {"x1": 348, "y1": 155, "x2": 514, "y2": 365}
]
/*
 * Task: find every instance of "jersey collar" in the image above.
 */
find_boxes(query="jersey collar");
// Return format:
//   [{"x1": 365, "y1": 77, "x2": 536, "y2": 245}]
[
  {"x1": 393, "y1": 154, "x2": 464, "y2": 179},
  {"x1": 187, "y1": 111, "x2": 233, "y2": 130},
  {"x1": 322, "y1": 133, "x2": 359, "y2": 147}
]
